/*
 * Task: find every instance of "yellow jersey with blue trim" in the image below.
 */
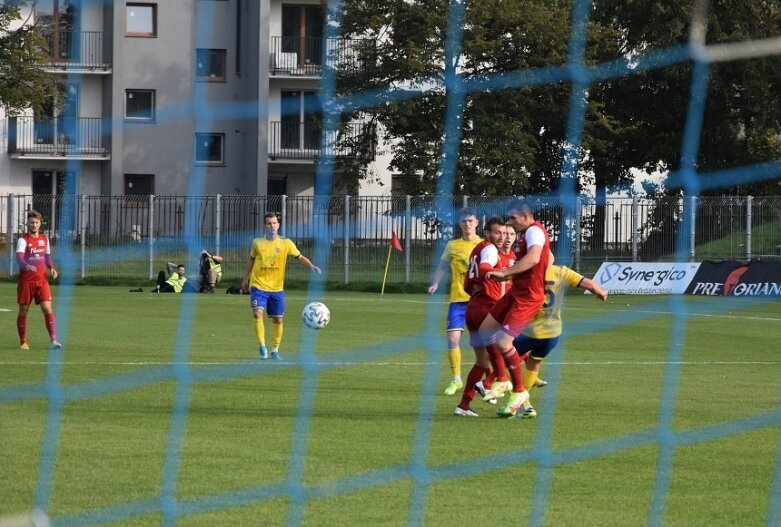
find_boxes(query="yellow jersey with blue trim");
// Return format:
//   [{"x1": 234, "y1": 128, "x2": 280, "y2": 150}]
[
  {"x1": 249, "y1": 236, "x2": 301, "y2": 292},
  {"x1": 441, "y1": 237, "x2": 482, "y2": 302},
  {"x1": 522, "y1": 265, "x2": 584, "y2": 339}
]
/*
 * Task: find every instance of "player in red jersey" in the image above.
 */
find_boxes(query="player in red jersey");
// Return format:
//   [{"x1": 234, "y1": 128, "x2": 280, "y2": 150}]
[
  {"x1": 454, "y1": 217, "x2": 516, "y2": 416},
  {"x1": 16, "y1": 210, "x2": 61, "y2": 350},
  {"x1": 478, "y1": 200, "x2": 551, "y2": 417}
]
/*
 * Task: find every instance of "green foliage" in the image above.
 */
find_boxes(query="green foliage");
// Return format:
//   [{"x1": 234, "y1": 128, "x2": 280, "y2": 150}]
[
  {"x1": 339, "y1": 0, "x2": 781, "y2": 196},
  {"x1": 0, "y1": 1, "x2": 60, "y2": 115}
]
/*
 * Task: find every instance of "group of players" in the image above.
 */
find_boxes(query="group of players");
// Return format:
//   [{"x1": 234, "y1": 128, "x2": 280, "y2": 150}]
[
  {"x1": 428, "y1": 200, "x2": 608, "y2": 419},
  {"x1": 14, "y1": 202, "x2": 607, "y2": 423}
]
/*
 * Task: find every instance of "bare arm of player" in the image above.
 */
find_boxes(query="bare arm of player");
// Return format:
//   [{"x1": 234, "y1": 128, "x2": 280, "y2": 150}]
[
  {"x1": 486, "y1": 244, "x2": 543, "y2": 281},
  {"x1": 580, "y1": 277, "x2": 608, "y2": 301},
  {"x1": 240, "y1": 255, "x2": 255, "y2": 291},
  {"x1": 427, "y1": 260, "x2": 449, "y2": 294},
  {"x1": 297, "y1": 254, "x2": 321, "y2": 274}
]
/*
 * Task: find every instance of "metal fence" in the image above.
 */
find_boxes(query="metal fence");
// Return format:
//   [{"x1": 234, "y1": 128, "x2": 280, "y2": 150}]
[{"x1": 2, "y1": 194, "x2": 780, "y2": 284}]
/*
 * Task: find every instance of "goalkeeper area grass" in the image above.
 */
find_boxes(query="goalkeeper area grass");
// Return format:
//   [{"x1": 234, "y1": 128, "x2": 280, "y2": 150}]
[{"x1": 1, "y1": 283, "x2": 780, "y2": 526}]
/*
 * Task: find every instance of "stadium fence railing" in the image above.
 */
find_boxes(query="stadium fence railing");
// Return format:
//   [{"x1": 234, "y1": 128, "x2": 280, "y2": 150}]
[{"x1": 2, "y1": 193, "x2": 780, "y2": 283}]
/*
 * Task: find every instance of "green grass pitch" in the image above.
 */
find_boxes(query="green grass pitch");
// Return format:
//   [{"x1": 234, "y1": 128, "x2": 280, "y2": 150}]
[{"x1": 1, "y1": 283, "x2": 780, "y2": 526}]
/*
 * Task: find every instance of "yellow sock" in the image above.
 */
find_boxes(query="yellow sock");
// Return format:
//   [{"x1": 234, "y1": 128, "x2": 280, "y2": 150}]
[
  {"x1": 254, "y1": 317, "x2": 265, "y2": 346},
  {"x1": 523, "y1": 368, "x2": 539, "y2": 391},
  {"x1": 448, "y1": 347, "x2": 461, "y2": 378},
  {"x1": 271, "y1": 321, "x2": 284, "y2": 350}
]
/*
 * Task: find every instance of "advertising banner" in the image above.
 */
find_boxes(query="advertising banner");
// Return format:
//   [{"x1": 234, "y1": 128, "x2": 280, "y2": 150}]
[
  {"x1": 593, "y1": 262, "x2": 702, "y2": 294},
  {"x1": 685, "y1": 260, "x2": 781, "y2": 296}
]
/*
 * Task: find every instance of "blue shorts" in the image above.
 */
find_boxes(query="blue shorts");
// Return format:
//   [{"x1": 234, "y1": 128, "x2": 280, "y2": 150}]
[
  {"x1": 512, "y1": 335, "x2": 559, "y2": 360},
  {"x1": 446, "y1": 302, "x2": 468, "y2": 332},
  {"x1": 250, "y1": 289, "x2": 286, "y2": 317}
]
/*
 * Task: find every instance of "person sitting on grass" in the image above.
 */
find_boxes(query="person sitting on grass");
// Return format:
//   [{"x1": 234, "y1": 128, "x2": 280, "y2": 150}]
[{"x1": 154, "y1": 263, "x2": 187, "y2": 293}]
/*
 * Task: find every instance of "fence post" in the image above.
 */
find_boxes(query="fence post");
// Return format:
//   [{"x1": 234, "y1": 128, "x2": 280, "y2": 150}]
[
  {"x1": 462, "y1": 195, "x2": 468, "y2": 209},
  {"x1": 80, "y1": 194, "x2": 87, "y2": 279},
  {"x1": 405, "y1": 195, "x2": 412, "y2": 284},
  {"x1": 746, "y1": 195, "x2": 752, "y2": 260},
  {"x1": 631, "y1": 195, "x2": 639, "y2": 262},
  {"x1": 215, "y1": 193, "x2": 222, "y2": 256},
  {"x1": 148, "y1": 194, "x2": 155, "y2": 280},
  {"x1": 689, "y1": 195, "x2": 697, "y2": 262},
  {"x1": 344, "y1": 194, "x2": 350, "y2": 284},
  {"x1": 6, "y1": 194, "x2": 14, "y2": 278},
  {"x1": 573, "y1": 195, "x2": 581, "y2": 273},
  {"x1": 280, "y1": 194, "x2": 287, "y2": 237}
]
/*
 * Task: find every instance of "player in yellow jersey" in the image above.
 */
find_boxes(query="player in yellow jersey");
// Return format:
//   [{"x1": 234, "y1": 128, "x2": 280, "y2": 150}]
[
  {"x1": 510, "y1": 264, "x2": 608, "y2": 418},
  {"x1": 241, "y1": 212, "x2": 321, "y2": 360},
  {"x1": 427, "y1": 208, "x2": 481, "y2": 395}
]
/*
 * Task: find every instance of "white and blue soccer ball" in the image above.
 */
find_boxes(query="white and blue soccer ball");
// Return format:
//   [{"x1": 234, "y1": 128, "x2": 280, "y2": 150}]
[{"x1": 302, "y1": 302, "x2": 330, "y2": 330}]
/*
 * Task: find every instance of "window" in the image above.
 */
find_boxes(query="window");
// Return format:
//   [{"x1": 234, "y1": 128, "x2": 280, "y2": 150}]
[
  {"x1": 125, "y1": 174, "x2": 154, "y2": 196},
  {"x1": 194, "y1": 133, "x2": 224, "y2": 164},
  {"x1": 125, "y1": 90, "x2": 155, "y2": 121},
  {"x1": 126, "y1": 4, "x2": 156, "y2": 37},
  {"x1": 196, "y1": 49, "x2": 226, "y2": 81}
]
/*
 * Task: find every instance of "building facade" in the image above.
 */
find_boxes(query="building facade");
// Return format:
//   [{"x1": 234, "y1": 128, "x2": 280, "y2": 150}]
[{"x1": 0, "y1": 0, "x2": 389, "y2": 201}]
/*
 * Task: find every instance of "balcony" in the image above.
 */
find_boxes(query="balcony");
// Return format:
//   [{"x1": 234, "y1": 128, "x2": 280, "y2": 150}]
[
  {"x1": 38, "y1": 30, "x2": 111, "y2": 73},
  {"x1": 270, "y1": 36, "x2": 375, "y2": 76},
  {"x1": 268, "y1": 121, "x2": 376, "y2": 162},
  {"x1": 8, "y1": 116, "x2": 110, "y2": 160}
]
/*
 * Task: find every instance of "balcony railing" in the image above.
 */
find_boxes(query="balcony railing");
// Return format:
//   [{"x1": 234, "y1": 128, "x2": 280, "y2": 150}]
[
  {"x1": 268, "y1": 121, "x2": 376, "y2": 161},
  {"x1": 39, "y1": 30, "x2": 110, "y2": 71},
  {"x1": 8, "y1": 116, "x2": 110, "y2": 159},
  {"x1": 270, "y1": 36, "x2": 375, "y2": 75}
]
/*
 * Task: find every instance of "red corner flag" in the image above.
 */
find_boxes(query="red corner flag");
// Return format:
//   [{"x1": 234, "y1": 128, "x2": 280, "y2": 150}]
[{"x1": 391, "y1": 231, "x2": 403, "y2": 252}]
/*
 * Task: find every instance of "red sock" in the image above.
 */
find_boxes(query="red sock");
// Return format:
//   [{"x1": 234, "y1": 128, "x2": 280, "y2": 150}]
[
  {"x1": 44, "y1": 312, "x2": 57, "y2": 341},
  {"x1": 502, "y1": 346, "x2": 525, "y2": 392},
  {"x1": 486, "y1": 343, "x2": 508, "y2": 382},
  {"x1": 17, "y1": 314, "x2": 27, "y2": 344},
  {"x1": 483, "y1": 369, "x2": 497, "y2": 389},
  {"x1": 458, "y1": 365, "x2": 488, "y2": 410}
]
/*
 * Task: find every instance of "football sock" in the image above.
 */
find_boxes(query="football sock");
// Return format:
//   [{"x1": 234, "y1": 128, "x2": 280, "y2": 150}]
[
  {"x1": 486, "y1": 343, "x2": 508, "y2": 381},
  {"x1": 254, "y1": 317, "x2": 266, "y2": 346},
  {"x1": 459, "y1": 364, "x2": 488, "y2": 409},
  {"x1": 44, "y1": 313, "x2": 57, "y2": 342},
  {"x1": 17, "y1": 314, "x2": 27, "y2": 344},
  {"x1": 523, "y1": 368, "x2": 539, "y2": 392},
  {"x1": 502, "y1": 346, "x2": 525, "y2": 392},
  {"x1": 484, "y1": 369, "x2": 497, "y2": 389},
  {"x1": 448, "y1": 347, "x2": 461, "y2": 378},
  {"x1": 271, "y1": 321, "x2": 284, "y2": 351}
]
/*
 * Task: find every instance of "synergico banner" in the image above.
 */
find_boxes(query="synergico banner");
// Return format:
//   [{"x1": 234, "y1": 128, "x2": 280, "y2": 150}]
[{"x1": 593, "y1": 262, "x2": 702, "y2": 294}]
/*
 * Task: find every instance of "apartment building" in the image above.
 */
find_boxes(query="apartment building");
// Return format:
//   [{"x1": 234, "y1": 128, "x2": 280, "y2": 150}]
[{"x1": 0, "y1": 0, "x2": 388, "y2": 202}]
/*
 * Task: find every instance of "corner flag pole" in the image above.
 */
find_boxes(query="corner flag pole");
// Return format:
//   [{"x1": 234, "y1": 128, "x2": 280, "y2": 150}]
[
  {"x1": 381, "y1": 243, "x2": 393, "y2": 296},
  {"x1": 381, "y1": 231, "x2": 403, "y2": 296}
]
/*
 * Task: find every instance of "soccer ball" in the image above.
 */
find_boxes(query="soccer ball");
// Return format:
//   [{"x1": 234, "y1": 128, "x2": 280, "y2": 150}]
[{"x1": 302, "y1": 302, "x2": 330, "y2": 330}]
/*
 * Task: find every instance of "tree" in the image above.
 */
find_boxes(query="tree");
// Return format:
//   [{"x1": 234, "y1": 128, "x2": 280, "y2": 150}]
[
  {"x1": 337, "y1": 0, "x2": 781, "y2": 198},
  {"x1": 0, "y1": 1, "x2": 60, "y2": 115}
]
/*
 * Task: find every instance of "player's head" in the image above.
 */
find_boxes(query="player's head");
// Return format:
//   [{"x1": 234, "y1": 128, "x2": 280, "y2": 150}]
[
  {"x1": 26, "y1": 210, "x2": 43, "y2": 233},
  {"x1": 457, "y1": 207, "x2": 478, "y2": 238},
  {"x1": 483, "y1": 216, "x2": 506, "y2": 245},
  {"x1": 503, "y1": 221, "x2": 516, "y2": 250},
  {"x1": 176, "y1": 264, "x2": 185, "y2": 276},
  {"x1": 505, "y1": 200, "x2": 535, "y2": 232},
  {"x1": 264, "y1": 212, "x2": 280, "y2": 237}
]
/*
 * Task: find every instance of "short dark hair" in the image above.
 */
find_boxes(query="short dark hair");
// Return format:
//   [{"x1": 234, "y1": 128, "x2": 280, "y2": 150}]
[
  {"x1": 264, "y1": 212, "x2": 279, "y2": 222},
  {"x1": 484, "y1": 215, "x2": 505, "y2": 232},
  {"x1": 458, "y1": 207, "x2": 477, "y2": 220},
  {"x1": 27, "y1": 210, "x2": 42, "y2": 221},
  {"x1": 507, "y1": 199, "x2": 534, "y2": 216}
]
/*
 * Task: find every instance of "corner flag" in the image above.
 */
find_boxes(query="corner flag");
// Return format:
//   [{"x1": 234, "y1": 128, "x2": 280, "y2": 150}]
[
  {"x1": 381, "y1": 231, "x2": 403, "y2": 296},
  {"x1": 391, "y1": 231, "x2": 403, "y2": 252}
]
